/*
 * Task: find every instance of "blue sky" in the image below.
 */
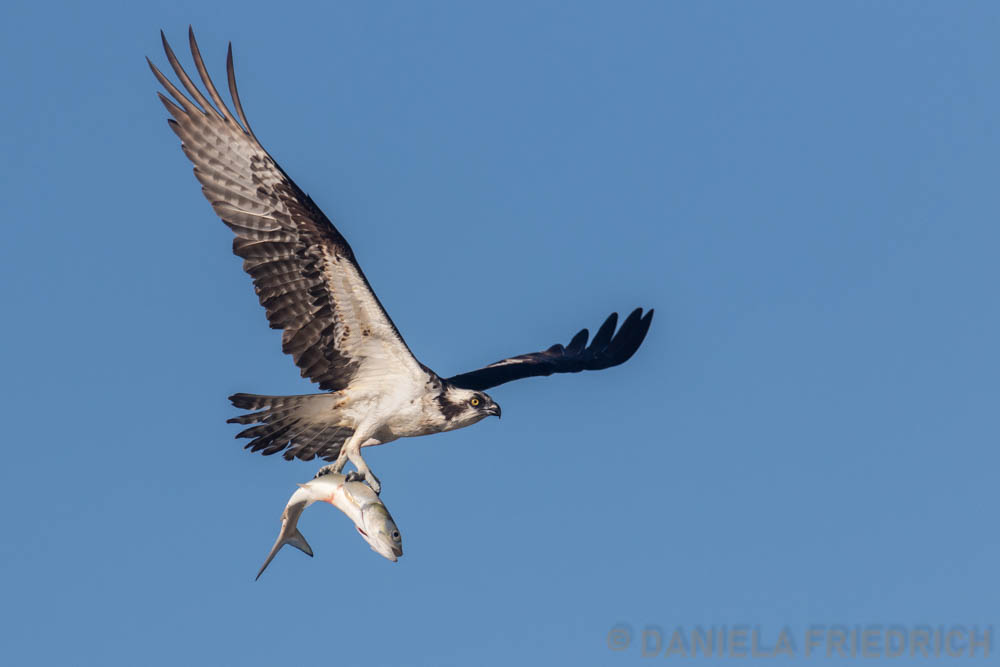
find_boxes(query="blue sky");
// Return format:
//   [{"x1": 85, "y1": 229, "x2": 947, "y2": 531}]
[{"x1": 1, "y1": 1, "x2": 998, "y2": 665}]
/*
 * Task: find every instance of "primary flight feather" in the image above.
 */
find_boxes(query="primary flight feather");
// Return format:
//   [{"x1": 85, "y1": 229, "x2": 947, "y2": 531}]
[{"x1": 149, "y1": 29, "x2": 653, "y2": 492}]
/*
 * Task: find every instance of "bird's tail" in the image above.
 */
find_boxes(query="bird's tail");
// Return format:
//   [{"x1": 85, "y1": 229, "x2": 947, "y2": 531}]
[{"x1": 227, "y1": 393, "x2": 353, "y2": 462}]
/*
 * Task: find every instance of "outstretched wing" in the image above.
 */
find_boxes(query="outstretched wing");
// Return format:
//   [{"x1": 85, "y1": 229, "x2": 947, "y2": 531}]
[
  {"x1": 446, "y1": 308, "x2": 653, "y2": 391},
  {"x1": 149, "y1": 29, "x2": 426, "y2": 392}
]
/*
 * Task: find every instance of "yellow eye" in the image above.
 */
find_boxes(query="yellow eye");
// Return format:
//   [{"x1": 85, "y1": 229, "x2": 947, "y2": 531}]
[{"x1": 470, "y1": 397, "x2": 480, "y2": 407}]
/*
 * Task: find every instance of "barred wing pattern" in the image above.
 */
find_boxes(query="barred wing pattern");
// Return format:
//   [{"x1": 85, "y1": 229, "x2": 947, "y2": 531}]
[
  {"x1": 149, "y1": 29, "x2": 425, "y2": 392},
  {"x1": 447, "y1": 308, "x2": 654, "y2": 392}
]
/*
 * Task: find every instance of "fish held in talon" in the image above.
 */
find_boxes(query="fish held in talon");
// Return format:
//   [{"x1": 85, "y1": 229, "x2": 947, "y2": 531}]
[{"x1": 256, "y1": 472, "x2": 403, "y2": 580}]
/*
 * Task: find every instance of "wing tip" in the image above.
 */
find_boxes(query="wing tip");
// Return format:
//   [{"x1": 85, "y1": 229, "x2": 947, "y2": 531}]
[{"x1": 611, "y1": 305, "x2": 654, "y2": 363}]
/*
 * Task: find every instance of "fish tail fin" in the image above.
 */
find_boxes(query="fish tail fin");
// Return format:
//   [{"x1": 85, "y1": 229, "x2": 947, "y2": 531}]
[
  {"x1": 255, "y1": 526, "x2": 314, "y2": 581},
  {"x1": 286, "y1": 526, "x2": 313, "y2": 556}
]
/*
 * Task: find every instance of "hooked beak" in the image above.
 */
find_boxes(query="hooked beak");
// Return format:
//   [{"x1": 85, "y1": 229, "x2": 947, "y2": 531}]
[{"x1": 487, "y1": 402, "x2": 501, "y2": 419}]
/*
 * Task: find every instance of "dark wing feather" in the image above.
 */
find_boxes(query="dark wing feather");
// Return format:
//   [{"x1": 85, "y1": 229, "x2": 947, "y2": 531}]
[
  {"x1": 447, "y1": 308, "x2": 653, "y2": 391},
  {"x1": 150, "y1": 29, "x2": 425, "y2": 392}
]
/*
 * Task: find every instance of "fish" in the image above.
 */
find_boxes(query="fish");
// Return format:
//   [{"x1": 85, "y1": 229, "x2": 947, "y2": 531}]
[{"x1": 256, "y1": 472, "x2": 403, "y2": 579}]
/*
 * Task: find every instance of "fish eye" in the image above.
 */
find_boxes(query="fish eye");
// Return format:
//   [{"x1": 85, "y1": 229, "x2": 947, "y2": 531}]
[
  {"x1": 470, "y1": 397, "x2": 480, "y2": 407},
  {"x1": 392, "y1": 531, "x2": 400, "y2": 540}
]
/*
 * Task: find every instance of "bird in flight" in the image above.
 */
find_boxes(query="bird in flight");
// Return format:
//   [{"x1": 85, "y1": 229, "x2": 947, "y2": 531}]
[{"x1": 149, "y1": 29, "x2": 653, "y2": 493}]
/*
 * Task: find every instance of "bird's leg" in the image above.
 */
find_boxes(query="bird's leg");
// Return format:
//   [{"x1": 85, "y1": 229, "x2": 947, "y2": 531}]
[
  {"x1": 313, "y1": 444, "x2": 351, "y2": 479},
  {"x1": 349, "y1": 455, "x2": 380, "y2": 494},
  {"x1": 318, "y1": 432, "x2": 381, "y2": 493},
  {"x1": 343, "y1": 440, "x2": 380, "y2": 495}
]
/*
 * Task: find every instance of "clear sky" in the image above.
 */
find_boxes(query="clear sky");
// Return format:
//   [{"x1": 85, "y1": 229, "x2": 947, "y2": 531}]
[{"x1": 1, "y1": 1, "x2": 998, "y2": 665}]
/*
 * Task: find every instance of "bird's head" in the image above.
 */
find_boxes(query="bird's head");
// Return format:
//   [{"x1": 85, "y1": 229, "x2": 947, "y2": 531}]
[{"x1": 437, "y1": 384, "x2": 501, "y2": 428}]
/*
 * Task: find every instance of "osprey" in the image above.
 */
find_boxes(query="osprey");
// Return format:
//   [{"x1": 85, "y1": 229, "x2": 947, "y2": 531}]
[{"x1": 149, "y1": 30, "x2": 653, "y2": 493}]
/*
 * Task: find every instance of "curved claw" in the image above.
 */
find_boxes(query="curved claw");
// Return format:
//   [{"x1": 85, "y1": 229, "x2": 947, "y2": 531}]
[
  {"x1": 314, "y1": 463, "x2": 340, "y2": 479},
  {"x1": 343, "y1": 469, "x2": 381, "y2": 494}
]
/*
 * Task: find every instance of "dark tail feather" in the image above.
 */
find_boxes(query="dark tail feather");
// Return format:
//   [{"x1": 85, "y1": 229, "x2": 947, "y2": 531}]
[{"x1": 229, "y1": 393, "x2": 293, "y2": 411}]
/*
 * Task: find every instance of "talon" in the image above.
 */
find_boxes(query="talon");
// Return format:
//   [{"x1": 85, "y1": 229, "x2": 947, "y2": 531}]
[
  {"x1": 344, "y1": 471, "x2": 364, "y2": 484},
  {"x1": 314, "y1": 464, "x2": 338, "y2": 479}
]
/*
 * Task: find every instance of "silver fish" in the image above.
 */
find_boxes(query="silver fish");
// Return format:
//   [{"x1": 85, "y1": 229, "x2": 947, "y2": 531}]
[{"x1": 256, "y1": 472, "x2": 403, "y2": 579}]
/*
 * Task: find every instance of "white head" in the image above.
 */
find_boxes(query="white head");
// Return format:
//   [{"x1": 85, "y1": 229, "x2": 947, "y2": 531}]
[{"x1": 436, "y1": 384, "x2": 501, "y2": 430}]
